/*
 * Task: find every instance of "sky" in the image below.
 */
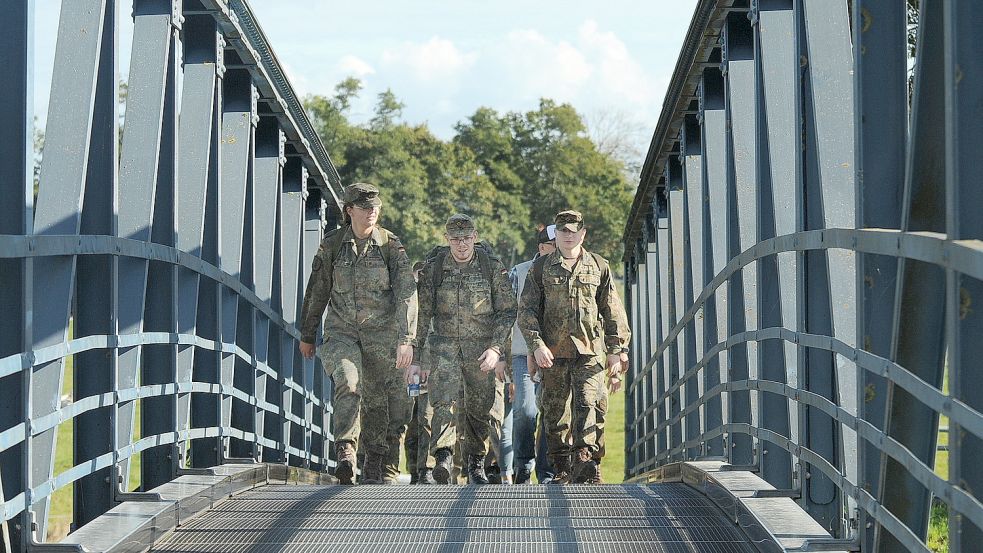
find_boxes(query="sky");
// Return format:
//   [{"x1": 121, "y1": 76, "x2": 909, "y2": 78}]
[{"x1": 32, "y1": 0, "x2": 699, "y2": 160}]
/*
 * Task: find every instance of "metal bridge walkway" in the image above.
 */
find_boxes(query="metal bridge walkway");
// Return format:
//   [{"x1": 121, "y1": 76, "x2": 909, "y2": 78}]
[{"x1": 150, "y1": 483, "x2": 756, "y2": 553}]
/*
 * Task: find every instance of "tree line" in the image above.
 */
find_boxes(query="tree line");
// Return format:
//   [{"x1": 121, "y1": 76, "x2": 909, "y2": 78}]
[{"x1": 304, "y1": 78, "x2": 636, "y2": 271}]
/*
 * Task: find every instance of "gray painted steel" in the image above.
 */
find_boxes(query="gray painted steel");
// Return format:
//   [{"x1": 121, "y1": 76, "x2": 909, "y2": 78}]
[
  {"x1": 153, "y1": 483, "x2": 759, "y2": 553},
  {"x1": 623, "y1": 0, "x2": 983, "y2": 551},
  {"x1": 0, "y1": 1, "x2": 336, "y2": 549},
  {"x1": 852, "y1": 0, "x2": 906, "y2": 549}
]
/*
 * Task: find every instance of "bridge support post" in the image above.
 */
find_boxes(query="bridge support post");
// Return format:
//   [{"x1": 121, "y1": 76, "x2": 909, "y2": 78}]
[
  {"x1": 666, "y1": 159, "x2": 685, "y2": 462},
  {"x1": 177, "y1": 12, "x2": 223, "y2": 473},
  {"x1": 74, "y1": 0, "x2": 119, "y2": 528},
  {"x1": 699, "y1": 66, "x2": 727, "y2": 460},
  {"x1": 722, "y1": 11, "x2": 757, "y2": 468},
  {"x1": 795, "y1": 0, "x2": 858, "y2": 536},
  {"x1": 0, "y1": 2, "x2": 34, "y2": 549},
  {"x1": 680, "y1": 116, "x2": 704, "y2": 461},
  {"x1": 752, "y1": 0, "x2": 795, "y2": 492},
  {"x1": 851, "y1": 0, "x2": 906, "y2": 550},
  {"x1": 945, "y1": 2, "x2": 983, "y2": 551},
  {"x1": 877, "y1": 0, "x2": 948, "y2": 549}
]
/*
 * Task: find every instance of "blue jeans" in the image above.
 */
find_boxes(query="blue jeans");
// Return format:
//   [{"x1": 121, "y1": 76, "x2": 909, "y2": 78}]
[{"x1": 512, "y1": 355, "x2": 553, "y2": 481}]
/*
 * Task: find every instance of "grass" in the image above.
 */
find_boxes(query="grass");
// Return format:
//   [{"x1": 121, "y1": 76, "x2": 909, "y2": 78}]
[{"x1": 603, "y1": 388, "x2": 626, "y2": 483}]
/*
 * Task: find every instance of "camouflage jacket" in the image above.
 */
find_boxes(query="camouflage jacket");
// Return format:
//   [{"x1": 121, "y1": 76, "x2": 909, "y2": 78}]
[
  {"x1": 299, "y1": 225, "x2": 418, "y2": 345},
  {"x1": 414, "y1": 252, "x2": 517, "y2": 359},
  {"x1": 518, "y1": 249, "x2": 630, "y2": 359}
]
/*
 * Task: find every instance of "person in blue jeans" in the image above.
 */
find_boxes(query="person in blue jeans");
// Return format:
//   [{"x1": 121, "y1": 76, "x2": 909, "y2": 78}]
[{"x1": 509, "y1": 226, "x2": 557, "y2": 484}]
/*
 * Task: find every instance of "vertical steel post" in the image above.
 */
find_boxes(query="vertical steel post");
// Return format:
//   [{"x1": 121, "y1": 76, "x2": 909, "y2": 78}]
[
  {"x1": 945, "y1": 2, "x2": 983, "y2": 550},
  {"x1": 667, "y1": 156, "x2": 686, "y2": 460},
  {"x1": 115, "y1": 0, "x2": 179, "y2": 494},
  {"x1": 182, "y1": 14, "x2": 225, "y2": 467},
  {"x1": 680, "y1": 117, "x2": 704, "y2": 460},
  {"x1": 74, "y1": 0, "x2": 118, "y2": 523},
  {"x1": 723, "y1": 11, "x2": 756, "y2": 467},
  {"x1": 877, "y1": 0, "x2": 947, "y2": 548},
  {"x1": 217, "y1": 69, "x2": 255, "y2": 462},
  {"x1": 141, "y1": 3, "x2": 181, "y2": 490},
  {"x1": 302, "y1": 184, "x2": 325, "y2": 469},
  {"x1": 753, "y1": 0, "x2": 795, "y2": 489},
  {"x1": 30, "y1": 0, "x2": 108, "y2": 540},
  {"x1": 700, "y1": 67, "x2": 727, "y2": 459},
  {"x1": 279, "y1": 151, "x2": 305, "y2": 467},
  {"x1": 655, "y1": 192, "x2": 671, "y2": 458},
  {"x1": 177, "y1": 13, "x2": 223, "y2": 471},
  {"x1": 645, "y1": 214, "x2": 660, "y2": 466},
  {"x1": 852, "y1": 1, "x2": 906, "y2": 548},
  {"x1": 796, "y1": 0, "x2": 858, "y2": 534},
  {"x1": 247, "y1": 121, "x2": 283, "y2": 462},
  {"x1": 0, "y1": 2, "x2": 34, "y2": 548}
]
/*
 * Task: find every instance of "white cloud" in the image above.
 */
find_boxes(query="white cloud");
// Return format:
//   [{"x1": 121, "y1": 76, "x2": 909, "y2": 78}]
[
  {"x1": 381, "y1": 37, "x2": 477, "y2": 82},
  {"x1": 576, "y1": 20, "x2": 657, "y2": 106},
  {"x1": 336, "y1": 55, "x2": 376, "y2": 78},
  {"x1": 495, "y1": 29, "x2": 593, "y2": 102}
]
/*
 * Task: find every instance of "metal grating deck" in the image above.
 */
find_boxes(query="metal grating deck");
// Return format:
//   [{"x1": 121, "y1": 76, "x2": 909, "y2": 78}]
[{"x1": 152, "y1": 483, "x2": 758, "y2": 552}]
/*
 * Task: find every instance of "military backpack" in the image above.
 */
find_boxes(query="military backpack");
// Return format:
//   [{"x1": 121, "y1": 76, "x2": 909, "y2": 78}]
[{"x1": 422, "y1": 241, "x2": 500, "y2": 306}]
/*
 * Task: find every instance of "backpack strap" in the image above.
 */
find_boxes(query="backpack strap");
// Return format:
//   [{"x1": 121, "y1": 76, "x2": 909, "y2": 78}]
[
  {"x1": 331, "y1": 225, "x2": 394, "y2": 265},
  {"x1": 531, "y1": 255, "x2": 548, "y2": 312}
]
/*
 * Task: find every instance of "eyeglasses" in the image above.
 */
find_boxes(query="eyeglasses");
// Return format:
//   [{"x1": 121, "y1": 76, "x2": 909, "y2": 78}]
[{"x1": 447, "y1": 235, "x2": 476, "y2": 244}]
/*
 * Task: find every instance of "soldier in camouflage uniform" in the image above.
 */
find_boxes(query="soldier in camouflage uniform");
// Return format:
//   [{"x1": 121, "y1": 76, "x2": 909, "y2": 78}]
[
  {"x1": 299, "y1": 183, "x2": 417, "y2": 485},
  {"x1": 518, "y1": 210, "x2": 630, "y2": 484},
  {"x1": 407, "y1": 214, "x2": 517, "y2": 484}
]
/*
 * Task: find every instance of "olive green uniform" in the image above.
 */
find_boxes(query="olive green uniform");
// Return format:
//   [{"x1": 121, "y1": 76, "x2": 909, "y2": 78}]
[
  {"x1": 415, "y1": 254, "x2": 516, "y2": 458},
  {"x1": 518, "y1": 249, "x2": 630, "y2": 461},
  {"x1": 299, "y1": 225, "x2": 417, "y2": 457}
]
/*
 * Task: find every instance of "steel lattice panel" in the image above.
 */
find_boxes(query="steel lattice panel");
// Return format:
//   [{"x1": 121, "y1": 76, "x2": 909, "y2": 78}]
[{"x1": 152, "y1": 484, "x2": 758, "y2": 552}]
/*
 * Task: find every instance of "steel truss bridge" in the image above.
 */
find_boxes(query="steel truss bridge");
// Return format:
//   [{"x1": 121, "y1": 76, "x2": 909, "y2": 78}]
[{"x1": 0, "y1": 0, "x2": 976, "y2": 552}]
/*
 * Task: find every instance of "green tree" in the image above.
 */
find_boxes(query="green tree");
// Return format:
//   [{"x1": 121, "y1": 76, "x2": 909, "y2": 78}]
[{"x1": 305, "y1": 80, "x2": 636, "y2": 271}]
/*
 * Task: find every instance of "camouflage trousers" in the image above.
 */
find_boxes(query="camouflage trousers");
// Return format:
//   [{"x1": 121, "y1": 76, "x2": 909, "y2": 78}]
[
  {"x1": 405, "y1": 393, "x2": 435, "y2": 475},
  {"x1": 429, "y1": 338, "x2": 499, "y2": 457},
  {"x1": 540, "y1": 355, "x2": 607, "y2": 459},
  {"x1": 318, "y1": 334, "x2": 412, "y2": 456}
]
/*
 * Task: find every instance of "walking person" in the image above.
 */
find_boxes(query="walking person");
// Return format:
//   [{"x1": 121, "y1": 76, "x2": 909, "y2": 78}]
[
  {"x1": 518, "y1": 210, "x2": 630, "y2": 484},
  {"x1": 407, "y1": 214, "x2": 517, "y2": 484},
  {"x1": 298, "y1": 183, "x2": 418, "y2": 484},
  {"x1": 509, "y1": 225, "x2": 557, "y2": 484}
]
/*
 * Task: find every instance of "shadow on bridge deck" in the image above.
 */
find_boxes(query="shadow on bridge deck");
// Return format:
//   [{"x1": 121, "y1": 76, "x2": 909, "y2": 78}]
[{"x1": 150, "y1": 483, "x2": 757, "y2": 553}]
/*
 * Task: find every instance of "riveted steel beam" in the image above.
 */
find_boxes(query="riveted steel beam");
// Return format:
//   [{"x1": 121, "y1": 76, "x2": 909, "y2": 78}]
[{"x1": 851, "y1": 0, "x2": 906, "y2": 549}]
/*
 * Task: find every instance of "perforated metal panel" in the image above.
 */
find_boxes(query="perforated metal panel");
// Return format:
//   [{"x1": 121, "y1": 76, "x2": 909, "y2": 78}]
[{"x1": 152, "y1": 483, "x2": 758, "y2": 552}]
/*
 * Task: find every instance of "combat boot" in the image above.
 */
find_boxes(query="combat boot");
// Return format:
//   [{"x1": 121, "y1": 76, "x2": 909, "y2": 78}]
[
  {"x1": 548, "y1": 455, "x2": 572, "y2": 484},
  {"x1": 514, "y1": 467, "x2": 532, "y2": 485},
  {"x1": 432, "y1": 448, "x2": 454, "y2": 484},
  {"x1": 467, "y1": 455, "x2": 489, "y2": 484},
  {"x1": 486, "y1": 463, "x2": 502, "y2": 484},
  {"x1": 383, "y1": 462, "x2": 400, "y2": 484},
  {"x1": 572, "y1": 447, "x2": 599, "y2": 484},
  {"x1": 418, "y1": 468, "x2": 437, "y2": 485},
  {"x1": 335, "y1": 442, "x2": 357, "y2": 485},
  {"x1": 361, "y1": 452, "x2": 385, "y2": 484}
]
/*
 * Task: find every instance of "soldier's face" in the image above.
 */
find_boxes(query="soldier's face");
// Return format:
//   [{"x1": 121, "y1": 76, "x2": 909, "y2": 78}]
[
  {"x1": 446, "y1": 233, "x2": 476, "y2": 262},
  {"x1": 347, "y1": 205, "x2": 380, "y2": 229},
  {"x1": 555, "y1": 227, "x2": 586, "y2": 252}
]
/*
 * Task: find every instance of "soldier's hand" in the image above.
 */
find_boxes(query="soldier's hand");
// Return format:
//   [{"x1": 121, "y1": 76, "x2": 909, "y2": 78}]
[
  {"x1": 606, "y1": 354, "x2": 624, "y2": 377},
  {"x1": 405, "y1": 364, "x2": 420, "y2": 386},
  {"x1": 420, "y1": 368, "x2": 431, "y2": 384},
  {"x1": 396, "y1": 344, "x2": 414, "y2": 369},
  {"x1": 533, "y1": 346, "x2": 554, "y2": 369},
  {"x1": 620, "y1": 352, "x2": 629, "y2": 372},
  {"x1": 494, "y1": 360, "x2": 507, "y2": 381},
  {"x1": 299, "y1": 341, "x2": 316, "y2": 359},
  {"x1": 478, "y1": 348, "x2": 501, "y2": 372},
  {"x1": 608, "y1": 375, "x2": 623, "y2": 393}
]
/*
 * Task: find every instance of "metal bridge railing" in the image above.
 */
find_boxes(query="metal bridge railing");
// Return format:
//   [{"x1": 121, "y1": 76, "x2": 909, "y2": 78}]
[
  {"x1": 0, "y1": 1, "x2": 343, "y2": 550},
  {"x1": 622, "y1": 1, "x2": 983, "y2": 552}
]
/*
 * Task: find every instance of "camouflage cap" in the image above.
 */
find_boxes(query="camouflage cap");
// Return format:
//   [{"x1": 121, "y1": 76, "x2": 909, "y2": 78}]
[
  {"x1": 554, "y1": 210, "x2": 584, "y2": 232},
  {"x1": 343, "y1": 182, "x2": 382, "y2": 209},
  {"x1": 445, "y1": 213, "x2": 476, "y2": 237}
]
